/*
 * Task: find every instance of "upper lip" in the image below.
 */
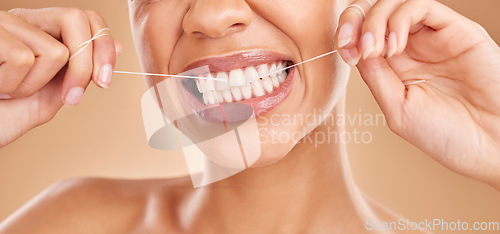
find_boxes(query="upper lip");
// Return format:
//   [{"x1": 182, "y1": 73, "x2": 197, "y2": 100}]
[{"x1": 181, "y1": 50, "x2": 294, "y2": 74}]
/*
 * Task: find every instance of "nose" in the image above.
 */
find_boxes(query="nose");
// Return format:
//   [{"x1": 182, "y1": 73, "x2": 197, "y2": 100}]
[{"x1": 183, "y1": 0, "x2": 253, "y2": 39}]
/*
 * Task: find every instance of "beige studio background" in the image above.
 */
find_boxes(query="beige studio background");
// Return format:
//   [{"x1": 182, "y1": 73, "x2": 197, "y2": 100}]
[{"x1": 0, "y1": 0, "x2": 499, "y2": 230}]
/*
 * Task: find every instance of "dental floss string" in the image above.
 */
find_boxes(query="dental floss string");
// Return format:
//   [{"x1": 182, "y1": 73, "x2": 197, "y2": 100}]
[
  {"x1": 347, "y1": 0, "x2": 373, "y2": 18},
  {"x1": 69, "y1": 28, "x2": 111, "y2": 60},
  {"x1": 112, "y1": 71, "x2": 226, "y2": 81},
  {"x1": 70, "y1": 28, "x2": 426, "y2": 86},
  {"x1": 347, "y1": 4, "x2": 366, "y2": 18},
  {"x1": 268, "y1": 50, "x2": 338, "y2": 78},
  {"x1": 68, "y1": 29, "x2": 340, "y2": 82},
  {"x1": 113, "y1": 50, "x2": 339, "y2": 82}
]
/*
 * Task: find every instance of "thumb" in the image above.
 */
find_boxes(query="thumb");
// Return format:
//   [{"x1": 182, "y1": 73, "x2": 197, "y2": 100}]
[{"x1": 356, "y1": 57, "x2": 406, "y2": 127}]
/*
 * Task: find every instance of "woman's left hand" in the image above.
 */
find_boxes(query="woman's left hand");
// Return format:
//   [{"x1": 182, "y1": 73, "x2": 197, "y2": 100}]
[{"x1": 335, "y1": 0, "x2": 500, "y2": 189}]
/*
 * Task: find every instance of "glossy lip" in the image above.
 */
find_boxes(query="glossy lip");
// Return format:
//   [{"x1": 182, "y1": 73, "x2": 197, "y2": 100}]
[
  {"x1": 181, "y1": 65, "x2": 295, "y2": 123},
  {"x1": 181, "y1": 50, "x2": 294, "y2": 74}
]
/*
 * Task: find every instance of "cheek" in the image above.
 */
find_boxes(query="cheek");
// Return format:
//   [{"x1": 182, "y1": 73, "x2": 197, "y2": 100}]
[
  {"x1": 258, "y1": 0, "x2": 345, "y2": 108},
  {"x1": 250, "y1": 1, "x2": 348, "y2": 165},
  {"x1": 254, "y1": 0, "x2": 340, "y2": 52},
  {"x1": 130, "y1": 1, "x2": 188, "y2": 85}
]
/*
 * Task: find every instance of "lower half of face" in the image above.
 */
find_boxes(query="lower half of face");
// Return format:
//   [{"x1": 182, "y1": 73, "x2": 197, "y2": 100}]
[{"x1": 130, "y1": 0, "x2": 350, "y2": 168}]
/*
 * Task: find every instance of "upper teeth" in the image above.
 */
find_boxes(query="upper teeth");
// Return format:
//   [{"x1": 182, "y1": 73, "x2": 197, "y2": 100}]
[{"x1": 196, "y1": 62, "x2": 288, "y2": 105}]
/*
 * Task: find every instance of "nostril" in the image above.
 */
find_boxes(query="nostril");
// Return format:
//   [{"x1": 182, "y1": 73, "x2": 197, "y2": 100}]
[
  {"x1": 230, "y1": 23, "x2": 246, "y2": 31},
  {"x1": 192, "y1": 31, "x2": 204, "y2": 37},
  {"x1": 183, "y1": 0, "x2": 253, "y2": 39},
  {"x1": 192, "y1": 23, "x2": 247, "y2": 39},
  {"x1": 224, "y1": 23, "x2": 246, "y2": 35},
  {"x1": 231, "y1": 23, "x2": 245, "y2": 27}
]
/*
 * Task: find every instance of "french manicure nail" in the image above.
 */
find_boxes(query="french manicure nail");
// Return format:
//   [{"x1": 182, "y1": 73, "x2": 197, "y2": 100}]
[
  {"x1": 338, "y1": 23, "x2": 354, "y2": 48},
  {"x1": 362, "y1": 32, "x2": 375, "y2": 60},
  {"x1": 65, "y1": 87, "x2": 84, "y2": 107},
  {"x1": 98, "y1": 64, "x2": 113, "y2": 89},
  {"x1": 341, "y1": 48, "x2": 360, "y2": 67},
  {"x1": 387, "y1": 32, "x2": 398, "y2": 58}
]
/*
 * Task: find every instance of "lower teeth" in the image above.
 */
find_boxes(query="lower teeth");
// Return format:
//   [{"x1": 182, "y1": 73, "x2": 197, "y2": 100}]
[{"x1": 201, "y1": 70, "x2": 288, "y2": 105}]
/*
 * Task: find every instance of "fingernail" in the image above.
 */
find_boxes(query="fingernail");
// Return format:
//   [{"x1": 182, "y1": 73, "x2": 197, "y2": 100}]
[
  {"x1": 341, "y1": 48, "x2": 360, "y2": 66},
  {"x1": 338, "y1": 23, "x2": 354, "y2": 48},
  {"x1": 65, "y1": 87, "x2": 84, "y2": 107},
  {"x1": 98, "y1": 64, "x2": 113, "y2": 89},
  {"x1": 114, "y1": 41, "x2": 123, "y2": 56},
  {"x1": 387, "y1": 32, "x2": 398, "y2": 58},
  {"x1": 0, "y1": 94, "x2": 13, "y2": 99},
  {"x1": 362, "y1": 32, "x2": 375, "y2": 60}
]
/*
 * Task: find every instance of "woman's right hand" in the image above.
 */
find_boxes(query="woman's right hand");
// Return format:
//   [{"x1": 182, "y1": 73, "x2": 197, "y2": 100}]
[{"x1": 0, "y1": 7, "x2": 120, "y2": 148}]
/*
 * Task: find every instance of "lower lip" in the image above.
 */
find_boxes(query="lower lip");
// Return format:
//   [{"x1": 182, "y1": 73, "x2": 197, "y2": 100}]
[{"x1": 183, "y1": 68, "x2": 295, "y2": 123}]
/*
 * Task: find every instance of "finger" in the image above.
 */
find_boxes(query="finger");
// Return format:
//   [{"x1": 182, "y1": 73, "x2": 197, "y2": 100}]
[
  {"x1": 0, "y1": 69, "x2": 65, "y2": 139},
  {"x1": 357, "y1": 57, "x2": 406, "y2": 129},
  {"x1": 339, "y1": 47, "x2": 361, "y2": 67},
  {"x1": 85, "y1": 10, "x2": 116, "y2": 89},
  {"x1": 0, "y1": 12, "x2": 69, "y2": 98},
  {"x1": 114, "y1": 39, "x2": 123, "y2": 56},
  {"x1": 336, "y1": 0, "x2": 375, "y2": 66},
  {"x1": 387, "y1": 0, "x2": 462, "y2": 57},
  {"x1": 0, "y1": 94, "x2": 13, "y2": 100},
  {"x1": 33, "y1": 69, "x2": 65, "y2": 125},
  {"x1": 11, "y1": 8, "x2": 94, "y2": 106},
  {"x1": 360, "y1": 0, "x2": 405, "y2": 59},
  {"x1": 0, "y1": 25, "x2": 34, "y2": 96},
  {"x1": 60, "y1": 10, "x2": 93, "y2": 106}
]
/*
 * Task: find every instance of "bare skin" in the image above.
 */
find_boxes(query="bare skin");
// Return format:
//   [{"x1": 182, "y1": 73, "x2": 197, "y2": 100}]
[
  {"x1": 0, "y1": 106, "x2": 412, "y2": 233},
  {"x1": 0, "y1": 0, "x2": 499, "y2": 233}
]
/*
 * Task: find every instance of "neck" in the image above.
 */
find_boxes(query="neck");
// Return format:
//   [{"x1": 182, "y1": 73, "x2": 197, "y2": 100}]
[{"x1": 189, "y1": 95, "x2": 374, "y2": 233}]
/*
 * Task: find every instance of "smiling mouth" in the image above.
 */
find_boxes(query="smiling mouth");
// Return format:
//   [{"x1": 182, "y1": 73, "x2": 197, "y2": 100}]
[
  {"x1": 183, "y1": 60, "x2": 291, "y2": 102},
  {"x1": 180, "y1": 51, "x2": 295, "y2": 121}
]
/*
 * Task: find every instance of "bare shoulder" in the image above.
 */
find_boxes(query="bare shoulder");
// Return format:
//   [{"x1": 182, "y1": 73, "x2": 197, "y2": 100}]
[{"x1": 0, "y1": 176, "x2": 193, "y2": 234}]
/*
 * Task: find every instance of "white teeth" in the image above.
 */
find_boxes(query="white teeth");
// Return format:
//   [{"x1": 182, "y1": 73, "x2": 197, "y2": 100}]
[
  {"x1": 205, "y1": 74, "x2": 215, "y2": 91},
  {"x1": 277, "y1": 62, "x2": 283, "y2": 72},
  {"x1": 276, "y1": 62, "x2": 287, "y2": 83},
  {"x1": 244, "y1": 67, "x2": 260, "y2": 84},
  {"x1": 252, "y1": 80, "x2": 265, "y2": 97},
  {"x1": 241, "y1": 85, "x2": 252, "y2": 99},
  {"x1": 211, "y1": 91, "x2": 218, "y2": 105},
  {"x1": 229, "y1": 69, "x2": 246, "y2": 87},
  {"x1": 271, "y1": 76, "x2": 280, "y2": 88},
  {"x1": 203, "y1": 91, "x2": 209, "y2": 105},
  {"x1": 262, "y1": 77, "x2": 274, "y2": 94},
  {"x1": 231, "y1": 87, "x2": 242, "y2": 101},
  {"x1": 215, "y1": 72, "x2": 229, "y2": 91},
  {"x1": 269, "y1": 64, "x2": 278, "y2": 79},
  {"x1": 196, "y1": 79, "x2": 206, "y2": 93},
  {"x1": 221, "y1": 89, "x2": 233, "y2": 103},
  {"x1": 257, "y1": 64, "x2": 269, "y2": 78},
  {"x1": 207, "y1": 91, "x2": 216, "y2": 105},
  {"x1": 216, "y1": 91, "x2": 223, "y2": 104},
  {"x1": 195, "y1": 62, "x2": 289, "y2": 105},
  {"x1": 278, "y1": 72, "x2": 286, "y2": 84}
]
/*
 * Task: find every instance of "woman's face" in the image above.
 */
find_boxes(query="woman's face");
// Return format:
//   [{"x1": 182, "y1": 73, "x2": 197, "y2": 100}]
[{"x1": 129, "y1": 0, "x2": 350, "y2": 167}]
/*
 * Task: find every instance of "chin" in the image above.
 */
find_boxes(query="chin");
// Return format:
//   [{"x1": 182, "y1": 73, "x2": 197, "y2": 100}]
[{"x1": 248, "y1": 143, "x2": 294, "y2": 168}]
